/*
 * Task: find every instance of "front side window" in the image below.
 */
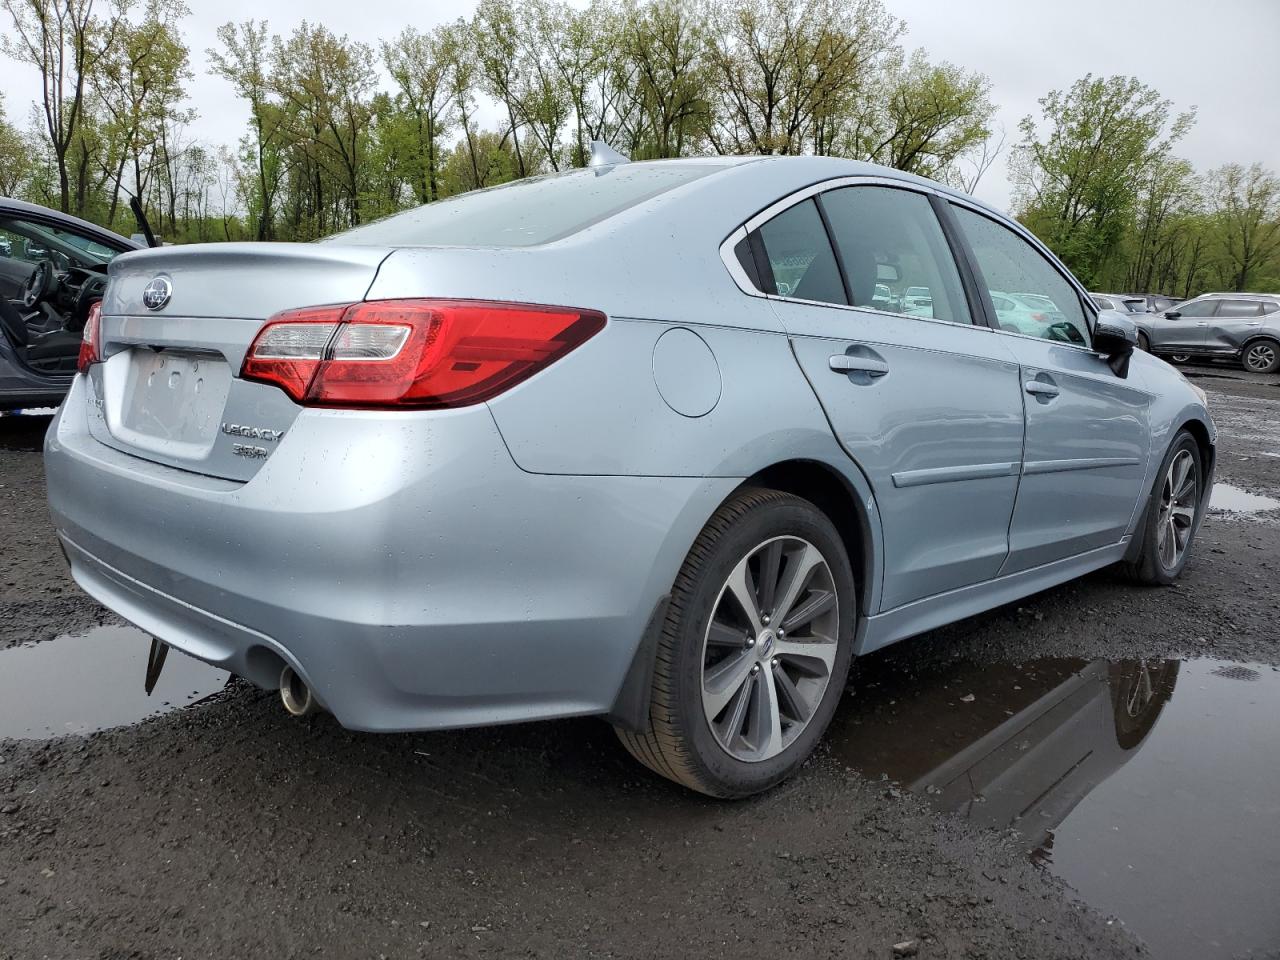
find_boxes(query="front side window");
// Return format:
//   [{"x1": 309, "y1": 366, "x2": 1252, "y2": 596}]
[
  {"x1": 821, "y1": 186, "x2": 972, "y2": 324},
  {"x1": 1217, "y1": 300, "x2": 1264, "y2": 318},
  {"x1": 755, "y1": 198, "x2": 846, "y2": 305},
  {"x1": 950, "y1": 205, "x2": 1090, "y2": 346},
  {"x1": 1174, "y1": 299, "x2": 1218, "y2": 318}
]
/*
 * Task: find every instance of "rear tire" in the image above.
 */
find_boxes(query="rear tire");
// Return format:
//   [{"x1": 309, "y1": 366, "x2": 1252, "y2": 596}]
[
  {"x1": 1167, "y1": 354, "x2": 1191, "y2": 365},
  {"x1": 1137, "y1": 332, "x2": 1150, "y2": 352},
  {"x1": 1121, "y1": 430, "x2": 1203, "y2": 585},
  {"x1": 1242, "y1": 338, "x2": 1280, "y2": 374},
  {"x1": 615, "y1": 488, "x2": 855, "y2": 798}
]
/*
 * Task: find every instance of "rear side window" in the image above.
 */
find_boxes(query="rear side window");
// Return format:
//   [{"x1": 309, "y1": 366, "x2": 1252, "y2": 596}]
[
  {"x1": 821, "y1": 186, "x2": 972, "y2": 324},
  {"x1": 1091, "y1": 295, "x2": 1114, "y2": 310},
  {"x1": 1217, "y1": 300, "x2": 1264, "y2": 317},
  {"x1": 951, "y1": 205, "x2": 1090, "y2": 346},
  {"x1": 327, "y1": 163, "x2": 723, "y2": 248},
  {"x1": 756, "y1": 199, "x2": 847, "y2": 304},
  {"x1": 1262, "y1": 301, "x2": 1279, "y2": 315}
]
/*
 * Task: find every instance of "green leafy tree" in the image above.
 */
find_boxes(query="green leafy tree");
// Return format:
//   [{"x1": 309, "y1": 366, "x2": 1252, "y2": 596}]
[
  {"x1": 0, "y1": 93, "x2": 35, "y2": 196},
  {"x1": 1204, "y1": 162, "x2": 1280, "y2": 291},
  {"x1": 854, "y1": 51, "x2": 994, "y2": 180},
  {"x1": 1011, "y1": 74, "x2": 1194, "y2": 287},
  {"x1": 1, "y1": 0, "x2": 126, "y2": 214},
  {"x1": 382, "y1": 25, "x2": 453, "y2": 203}
]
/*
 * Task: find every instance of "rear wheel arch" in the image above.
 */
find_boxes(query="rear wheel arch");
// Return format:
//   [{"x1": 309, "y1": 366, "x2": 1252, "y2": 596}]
[
  {"x1": 606, "y1": 457, "x2": 880, "y2": 735},
  {"x1": 742, "y1": 459, "x2": 876, "y2": 620}
]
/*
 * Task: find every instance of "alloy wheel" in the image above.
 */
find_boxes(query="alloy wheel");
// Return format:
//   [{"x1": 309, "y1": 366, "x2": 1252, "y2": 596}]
[
  {"x1": 1156, "y1": 450, "x2": 1198, "y2": 570},
  {"x1": 1245, "y1": 342, "x2": 1277, "y2": 372},
  {"x1": 700, "y1": 536, "x2": 839, "y2": 763}
]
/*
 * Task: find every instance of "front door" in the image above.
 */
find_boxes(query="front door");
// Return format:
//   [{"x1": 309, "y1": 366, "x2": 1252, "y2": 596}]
[
  {"x1": 752, "y1": 185, "x2": 1025, "y2": 611},
  {"x1": 1150, "y1": 298, "x2": 1217, "y2": 355},
  {"x1": 947, "y1": 203, "x2": 1151, "y2": 573}
]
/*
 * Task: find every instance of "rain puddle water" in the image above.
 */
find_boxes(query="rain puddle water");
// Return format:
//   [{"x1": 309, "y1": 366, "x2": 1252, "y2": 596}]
[
  {"x1": 829, "y1": 656, "x2": 1280, "y2": 960},
  {"x1": 1209, "y1": 482, "x2": 1280, "y2": 514},
  {"x1": 0, "y1": 625, "x2": 229, "y2": 739}
]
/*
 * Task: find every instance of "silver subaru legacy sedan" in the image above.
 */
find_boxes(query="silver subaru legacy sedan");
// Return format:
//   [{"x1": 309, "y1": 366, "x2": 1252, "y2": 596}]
[{"x1": 44, "y1": 156, "x2": 1215, "y2": 797}]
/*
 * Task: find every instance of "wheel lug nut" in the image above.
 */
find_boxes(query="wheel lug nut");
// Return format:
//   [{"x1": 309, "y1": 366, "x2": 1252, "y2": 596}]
[
  {"x1": 761, "y1": 614, "x2": 771, "y2": 625},
  {"x1": 745, "y1": 637, "x2": 755, "y2": 648},
  {"x1": 771, "y1": 657, "x2": 779, "y2": 668},
  {"x1": 750, "y1": 664, "x2": 760, "y2": 675},
  {"x1": 776, "y1": 628, "x2": 785, "y2": 638}
]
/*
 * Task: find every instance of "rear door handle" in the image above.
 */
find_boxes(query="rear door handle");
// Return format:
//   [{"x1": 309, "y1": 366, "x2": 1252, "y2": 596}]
[
  {"x1": 1024, "y1": 380, "x2": 1060, "y2": 399},
  {"x1": 829, "y1": 355, "x2": 889, "y2": 376}
]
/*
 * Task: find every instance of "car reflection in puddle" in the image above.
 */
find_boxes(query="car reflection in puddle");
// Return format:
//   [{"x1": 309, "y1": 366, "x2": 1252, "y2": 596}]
[
  {"x1": 0, "y1": 624, "x2": 229, "y2": 739},
  {"x1": 830, "y1": 654, "x2": 1280, "y2": 960}
]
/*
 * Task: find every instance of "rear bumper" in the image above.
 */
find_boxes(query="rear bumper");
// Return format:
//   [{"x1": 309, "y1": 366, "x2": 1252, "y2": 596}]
[{"x1": 45, "y1": 375, "x2": 735, "y2": 731}]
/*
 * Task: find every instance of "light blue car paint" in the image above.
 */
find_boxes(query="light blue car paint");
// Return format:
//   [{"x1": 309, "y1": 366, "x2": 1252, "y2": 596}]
[{"x1": 44, "y1": 156, "x2": 1215, "y2": 737}]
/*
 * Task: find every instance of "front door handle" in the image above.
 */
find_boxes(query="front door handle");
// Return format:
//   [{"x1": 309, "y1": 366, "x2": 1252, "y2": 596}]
[
  {"x1": 829, "y1": 354, "x2": 889, "y2": 376},
  {"x1": 1024, "y1": 380, "x2": 1060, "y2": 399}
]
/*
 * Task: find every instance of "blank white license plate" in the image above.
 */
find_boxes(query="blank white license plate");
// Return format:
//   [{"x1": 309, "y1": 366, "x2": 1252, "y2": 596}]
[{"x1": 118, "y1": 349, "x2": 231, "y2": 450}]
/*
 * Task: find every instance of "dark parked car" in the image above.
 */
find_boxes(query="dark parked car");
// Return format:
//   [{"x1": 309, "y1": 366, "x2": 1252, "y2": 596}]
[
  {"x1": 1147, "y1": 292, "x2": 1280, "y2": 373},
  {"x1": 0, "y1": 197, "x2": 139, "y2": 410}
]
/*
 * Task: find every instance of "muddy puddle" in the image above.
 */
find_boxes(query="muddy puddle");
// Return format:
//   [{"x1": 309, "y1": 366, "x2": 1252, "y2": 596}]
[
  {"x1": 1210, "y1": 482, "x2": 1280, "y2": 514},
  {"x1": 0, "y1": 625, "x2": 229, "y2": 739},
  {"x1": 831, "y1": 655, "x2": 1280, "y2": 959}
]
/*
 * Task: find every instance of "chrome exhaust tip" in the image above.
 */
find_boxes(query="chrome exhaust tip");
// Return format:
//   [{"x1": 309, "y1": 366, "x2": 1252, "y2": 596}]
[{"x1": 279, "y1": 664, "x2": 320, "y2": 717}]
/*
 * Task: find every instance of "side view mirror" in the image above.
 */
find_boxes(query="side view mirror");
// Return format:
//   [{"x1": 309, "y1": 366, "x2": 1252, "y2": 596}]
[
  {"x1": 1164, "y1": 310, "x2": 1181, "y2": 319},
  {"x1": 1094, "y1": 309, "x2": 1137, "y2": 377}
]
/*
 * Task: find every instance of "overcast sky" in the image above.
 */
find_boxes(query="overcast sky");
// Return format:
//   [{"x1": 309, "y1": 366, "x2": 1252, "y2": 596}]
[{"x1": 3, "y1": 0, "x2": 1277, "y2": 210}]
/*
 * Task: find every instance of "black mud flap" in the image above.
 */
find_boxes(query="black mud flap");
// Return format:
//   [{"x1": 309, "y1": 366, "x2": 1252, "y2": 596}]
[
  {"x1": 144, "y1": 638, "x2": 169, "y2": 695},
  {"x1": 605, "y1": 595, "x2": 670, "y2": 733}
]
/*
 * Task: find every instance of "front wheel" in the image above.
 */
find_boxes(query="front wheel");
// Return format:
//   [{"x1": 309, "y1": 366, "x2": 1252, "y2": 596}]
[
  {"x1": 1242, "y1": 338, "x2": 1280, "y2": 374},
  {"x1": 1122, "y1": 431, "x2": 1203, "y2": 585},
  {"x1": 1137, "y1": 332, "x2": 1150, "y2": 352},
  {"x1": 1167, "y1": 354, "x2": 1191, "y2": 365},
  {"x1": 615, "y1": 488, "x2": 855, "y2": 798}
]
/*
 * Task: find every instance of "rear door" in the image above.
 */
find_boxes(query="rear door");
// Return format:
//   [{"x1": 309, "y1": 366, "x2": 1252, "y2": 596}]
[
  {"x1": 1205, "y1": 299, "x2": 1266, "y2": 358},
  {"x1": 752, "y1": 183, "x2": 1025, "y2": 611},
  {"x1": 947, "y1": 202, "x2": 1150, "y2": 573}
]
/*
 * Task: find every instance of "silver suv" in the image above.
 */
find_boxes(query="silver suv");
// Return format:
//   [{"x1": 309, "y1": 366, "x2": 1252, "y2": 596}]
[{"x1": 1147, "y1": 293, "x2": 1280, "y2": 373}]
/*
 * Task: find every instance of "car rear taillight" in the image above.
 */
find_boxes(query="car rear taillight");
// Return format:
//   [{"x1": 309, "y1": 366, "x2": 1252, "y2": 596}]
[
  {"x1": 77, "y1": 301, "x2": 102, "y2": 373},
  {"x1": 241, "y1": 299, "x2": 606, "y2": 408}
]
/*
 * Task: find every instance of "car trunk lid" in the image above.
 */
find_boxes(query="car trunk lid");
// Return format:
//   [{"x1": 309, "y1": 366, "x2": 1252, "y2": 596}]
[{"x1": 85, "y1": 243, "x2": 390, "y2": 481}]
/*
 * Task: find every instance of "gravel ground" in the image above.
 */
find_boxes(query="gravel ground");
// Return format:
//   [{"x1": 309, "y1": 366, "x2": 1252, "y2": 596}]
[{"x1": 1, "y1": 367, "x2": 1277, "y2": 960}]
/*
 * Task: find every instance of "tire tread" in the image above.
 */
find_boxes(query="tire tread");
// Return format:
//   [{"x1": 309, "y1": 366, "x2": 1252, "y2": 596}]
[{"x1": 615, "y1": 487, "x2": 800, "y2": 796}]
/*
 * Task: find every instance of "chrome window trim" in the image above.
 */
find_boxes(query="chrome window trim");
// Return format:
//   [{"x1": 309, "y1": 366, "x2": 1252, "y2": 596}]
[{"x1": 717, "y1": 175, "x2": 989, "y2": 335}]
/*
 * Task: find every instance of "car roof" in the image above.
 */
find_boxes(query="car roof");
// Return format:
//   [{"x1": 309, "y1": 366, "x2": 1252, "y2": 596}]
[
  {"x1": 0, "y1": 196, "x2": 139, "y2": 249},
  {"x1": 1197, "y1": 291, "x2": 1280, "y2": 300}
]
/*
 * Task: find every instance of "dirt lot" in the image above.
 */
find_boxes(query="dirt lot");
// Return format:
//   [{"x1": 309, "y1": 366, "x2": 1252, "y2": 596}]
[{"x1": 1, "y1": 365, "x2": 1277, "y2": 960}]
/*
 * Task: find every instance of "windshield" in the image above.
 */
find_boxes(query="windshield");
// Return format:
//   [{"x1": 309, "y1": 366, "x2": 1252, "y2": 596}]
[{"x1": 327, "y1": 162, "x2": 727, "y2": 248}]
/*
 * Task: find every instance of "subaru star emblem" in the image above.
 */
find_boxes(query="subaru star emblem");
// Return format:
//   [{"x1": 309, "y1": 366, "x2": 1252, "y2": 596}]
[{"x1": 142, "y1": 275, "x2": 172, "y2": 310}]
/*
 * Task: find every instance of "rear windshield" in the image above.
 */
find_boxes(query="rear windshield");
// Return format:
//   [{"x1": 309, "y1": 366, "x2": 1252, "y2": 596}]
[{"x1": 326, "y1": 163, "x2": 725, "y2": 248}]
